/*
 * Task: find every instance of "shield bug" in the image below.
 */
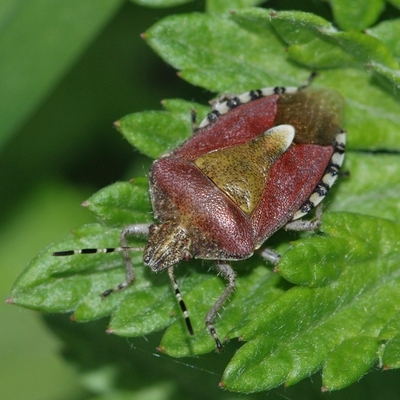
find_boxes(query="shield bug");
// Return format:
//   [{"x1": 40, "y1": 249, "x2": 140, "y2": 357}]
[{"x1": 53, "y1": 80, "x2": 346, "y2": 351}]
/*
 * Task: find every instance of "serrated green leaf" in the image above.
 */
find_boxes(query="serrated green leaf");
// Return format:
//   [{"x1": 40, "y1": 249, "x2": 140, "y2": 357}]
[
  {"x1": 232, "y1": 8, "x2": 398, "y2": 72},
  {"x1": 85, "y1": 178, "x2": 152, "y2": 227},
  {"x1": 108, "y1": 284, "x2": 175, "y2": 336},
  {"x1": 231, "y1": 8, "x2": 355, "y2": 67},
  {"x1": 322, "y1": 336, "x2": 379, "y2": 391},
  {"x1": 10, "y1": 224, "x2": 122, "y2": 310},
  {"x1": 117, "y1": 111, "x2": 188, "y2": 158},
  {"x1": 279, "y1": 152, "x2": 400, "y2": 286},
  {"x1": 320, "y1": 213, "x2": 400, "y2": 259},
  {"x1": 10, "y1": 6, "x2": 400, "y2": 395},
  {"x1": 259, "y1": 9, "x2": 400, "y2": 87},
  {"x1": 288, "y1": 39, "x2": 359, "y2": 69},
  {"x1": 334, "y1": 31, "x2": 398, "y2": 69},
  {"x1": 160, "y1": 263, "x2": 282, "y2": 357},
  {"x1": 161, "y1": 273, "x2": 230, "y2": 356},
  {"x1": 10, "y1": 223, "x2": 153, "y2": 323},
  {"x1": 117, "y1": 99, "x2": 208, "y2": 158},
  {"x1": 221, "y1": 214, "x2": 400, "y2": 393},
  {"x1": 269, "y1": 10, "x2": 397, "y2": 67},
  {"x1": 316, "y1": 70, "x2": 400, "y2": 151},
  {"x1": 329, "y1": 152, "x2": 400, "y2": 220},
  {"x1": 368, "y1": 19, "x2": 400, "y2": 60},
  {"x1": 277, "y1": 236, "x2": 350, "y2": 287},
  {"x1": 145, "y1": 12, "x2": 309, "y2": 92},
  {"x1": 146, "y1": 11, "x2": 400, "y2": 151},
  {"x1": 143, "y1": 11, "x2": 400, "y2": 153},
  {"x1": 329, "y1": 0, "x2": 385, "y2": 31},
  {"x1": 161, "y1": 98, "x2": 210, "y2": 123},
  {"x1": 230, "y1": 11, "x2": 400, "y2": 150}
]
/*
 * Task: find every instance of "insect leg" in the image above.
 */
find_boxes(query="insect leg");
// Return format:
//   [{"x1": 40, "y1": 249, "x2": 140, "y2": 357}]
[
  {"x1": 205, "y1": 262, "x2": 236, "y2": 352},
  {"x1": 102, "y1": 223, "x2": 151, "y2": 297},
  {"x1": 284, "y1": 203, "x2": 323, "y2": 232},
  {"x1": 260, "y1": 248, "x2": 281, "y2": 265},
  {"x1": 260, "y1": 205, "x2": 323, "y2": 268},
  {"x1": 298, "y1": 71, "x2": 318, "y2": 90},
  {"x1": 167, "y1": 267, "x2": 194, "y2": 336}
]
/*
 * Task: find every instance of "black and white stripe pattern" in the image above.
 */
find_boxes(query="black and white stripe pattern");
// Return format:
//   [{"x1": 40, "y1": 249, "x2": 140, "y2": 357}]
[
  {"x1": 197, "y1": 85, "x2": 346, "y2": 222},
  {"x1": 52, "y1": 247, "x2": 134, "y2": 256},
  {"x1": 167, "y1": 267, "x2": 194, "y2": 336},
  {"x1": 292, "y1": 129, "x2": 346, "y2": 220},
  {"x1": 199, "y1": 86, "x2": 299, "y2": 128}
]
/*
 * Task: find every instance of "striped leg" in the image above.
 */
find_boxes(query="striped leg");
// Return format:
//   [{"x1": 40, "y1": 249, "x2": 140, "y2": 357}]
[
  {"x1": 102, "y1": 223, "x2": 151, "y2": 297},
  {"x1": 284, "y1": 203, "x2": 323, "y2": 232},
  {"x1": 168, "y1": 267, "x2": 193, "y2": 336},
  {"x1": 260, "y1": 248, "x2": 281, "y2": 265},
  {"x1": 260, "y1": 204, "x2": 324, "y2": 268}
]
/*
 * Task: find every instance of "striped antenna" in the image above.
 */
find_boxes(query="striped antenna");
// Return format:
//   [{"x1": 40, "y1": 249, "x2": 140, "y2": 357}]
[
  {"x1": 52, "y1": 246, "x2": 143, "y2": 256},
  {"x1": 52, "y1": 246, "x2": 144, "y2": 298},
  {"x1": 52, "y1": 247, "x2": 195, "y2": 338}
]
